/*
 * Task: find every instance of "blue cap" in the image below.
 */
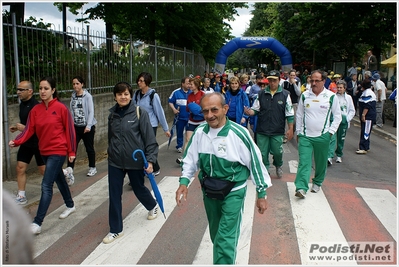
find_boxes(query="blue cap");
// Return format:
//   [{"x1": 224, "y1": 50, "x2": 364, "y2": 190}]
[{"x1": 371, "y1": 73, "x2": 380, "y2": 80}]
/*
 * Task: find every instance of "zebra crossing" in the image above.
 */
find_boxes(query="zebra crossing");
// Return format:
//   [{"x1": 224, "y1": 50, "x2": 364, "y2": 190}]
[{"x1": 30, "y1": 170, "x2": 397, "y2": 265}]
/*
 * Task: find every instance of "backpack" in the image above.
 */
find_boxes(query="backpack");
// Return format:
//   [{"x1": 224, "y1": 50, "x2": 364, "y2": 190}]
[{"x1": 134, "y1": 90, "x2": 156, "y2": 106}]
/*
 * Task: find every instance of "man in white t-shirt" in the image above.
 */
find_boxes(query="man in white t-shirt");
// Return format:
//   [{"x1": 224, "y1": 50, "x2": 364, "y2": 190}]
[{"x1": 371, "y1": 73, "x2": 386, "y2": 128}]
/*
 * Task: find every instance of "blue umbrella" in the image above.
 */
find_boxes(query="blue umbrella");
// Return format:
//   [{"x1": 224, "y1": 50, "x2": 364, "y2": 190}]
[
  {"x1": 168, "y1": 114, "x2": 179, "y2": 149},
  {"x1": 132, "y1": 149, "x2": 166, "y2": 219}
]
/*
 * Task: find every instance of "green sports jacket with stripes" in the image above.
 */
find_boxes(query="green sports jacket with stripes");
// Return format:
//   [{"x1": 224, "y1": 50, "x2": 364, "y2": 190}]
[{"x1": 179, "y1": 118, "x2": 272, "y2": 198}]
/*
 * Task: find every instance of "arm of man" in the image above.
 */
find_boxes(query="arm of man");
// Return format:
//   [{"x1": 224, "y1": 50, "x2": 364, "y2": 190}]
[
  {"x1": 285, "y1": 94, "x2": 294, "y2": 141},
  {"x1": 328, "y1": 95, "x2": 342, "y2": 135},
  {"x1": 169, "y1": 102, "x2": 179, "y2": 115},
  {"x1": 176, "y1": 130, "x2": 201, "y2": 206}
]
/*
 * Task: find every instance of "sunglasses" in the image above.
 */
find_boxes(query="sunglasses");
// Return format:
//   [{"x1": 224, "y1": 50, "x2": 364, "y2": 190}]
[{"x1": 17, "y1": 88, "x2": 30, "y2": 91}]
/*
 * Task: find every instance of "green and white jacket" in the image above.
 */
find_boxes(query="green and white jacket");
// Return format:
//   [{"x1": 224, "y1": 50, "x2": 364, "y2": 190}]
[{"x1": 179, "y1": 119, "x2": 272, "y2": 198}]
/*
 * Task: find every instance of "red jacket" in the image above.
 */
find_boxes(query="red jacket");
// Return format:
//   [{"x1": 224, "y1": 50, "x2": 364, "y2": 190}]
[{"x1": 14, "y1": 98, "x2": 76, "y2": 157}]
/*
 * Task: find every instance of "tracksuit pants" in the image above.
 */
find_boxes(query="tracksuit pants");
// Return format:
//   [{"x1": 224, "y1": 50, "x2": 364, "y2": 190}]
[
  {"x1": 328, "y1": 117, "x2": 349, "y2": 158},
  {"x1": 295, "y1": 132, "x2": 330, "y2": 192},
  {"x1": 256, "y1": 134, "x2": 284, "y2": 170},
  {"x1": 203, "y1": 186, "x2": 247, "y2": 265},
  {"x1": 175, "y1": 119, "x2": 188, "y2": 149},
  {"x1": 359, "y1": 120, "x2": 373, "y2": 151}
]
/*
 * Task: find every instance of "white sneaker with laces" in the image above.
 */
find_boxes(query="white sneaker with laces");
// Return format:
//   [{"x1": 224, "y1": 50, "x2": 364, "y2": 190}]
[
  {"x1": 87, "y1": 167, "x2": 97, "y2": 177},
  {"x1": 59, "y1": 206, "x2": 76, "y2": 219},
  {"x1": 336, "y1": 157, "x2": 342, "y2": 163},
  {"x1": 147, "y1": 205, "x2": 158, "y2": 220},
  {"x1": 177, "y1": 147, "x2": 183, "y2": 153},
  {"x1": 31, "y1": 223, "x2": 41, "y2": 235},
  {"x1": 103, "y1": 232, "x2": 124, "y2": 244}
]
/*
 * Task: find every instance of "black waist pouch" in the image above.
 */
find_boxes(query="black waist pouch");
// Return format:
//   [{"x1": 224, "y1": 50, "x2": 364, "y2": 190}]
[{"x1": 200, "y1": 176, "x2": 236, "y2": 200}]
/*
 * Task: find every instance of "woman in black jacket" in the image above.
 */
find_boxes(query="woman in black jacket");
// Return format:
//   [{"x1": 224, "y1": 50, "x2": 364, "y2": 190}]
[{"x1": 103, "y1": 82, "x2": 159, "y2": 244}]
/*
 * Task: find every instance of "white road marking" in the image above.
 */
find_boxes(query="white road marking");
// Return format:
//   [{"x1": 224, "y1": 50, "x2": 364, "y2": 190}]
[
  {"x1": 81, "y1": 176, "x2": 179, "y2": 265},
  {"x1": 356, "y1": 187, "x2": 397, "y2": 241},
  {"x1": 287, "y1": 182, "x2": 357, "y2": 265}
]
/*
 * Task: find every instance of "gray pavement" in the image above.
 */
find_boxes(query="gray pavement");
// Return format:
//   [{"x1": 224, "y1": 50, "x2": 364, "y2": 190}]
[{"x1": 3, "y1": 115, "x2": 397, "y2": 209}]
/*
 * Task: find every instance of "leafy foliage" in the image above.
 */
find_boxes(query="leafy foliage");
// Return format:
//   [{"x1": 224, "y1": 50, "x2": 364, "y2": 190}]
[
  {"x1": 239, "y1": 2, "x2": 397, "y2": 72},
  {"x1": 77, "y1": 3, "x2": 247, "y2": 63}
]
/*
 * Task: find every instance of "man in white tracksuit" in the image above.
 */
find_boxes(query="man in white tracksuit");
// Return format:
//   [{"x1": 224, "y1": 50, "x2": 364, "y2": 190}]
[
  {"x1": 294, "y1": 70, "x2": 342, "y2": 198},
  {"x1": 175, "y1": 92, "x2": 272, "y2": 264},
  {"x1": 327, "y1": 80, "x2": 355, "y2": 165}
]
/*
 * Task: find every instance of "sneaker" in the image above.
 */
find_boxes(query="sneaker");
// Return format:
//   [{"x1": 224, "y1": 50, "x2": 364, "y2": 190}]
[
  {"x1": 356, "y1": 149, "x2": 367, "y2": 154},
  {"x1": 176, "y1": 147, "x2": 183, "y2": 153},
  {"x1": 327, "y1": 158, "x2": 333, "y2": 166},
  {"x1": 87, "y1": 167, "x2": 97, "y2": 177},
  {"x1": 276, "y1": 166, "x2": 283, "y2": 178},
  {"x1": 176, "y1": 157, "x2": 183, "y2": 165},
  {"x1": 147, "y1": 205, "x2": 158, "y2": 220},
  {"x1": 103, "y1": 232, "x2": 124, "y2": 244},
  {"x1": 59, "y1": 206, "x2": 76, "y2": 219},
  {"x1": 63, "y1": 167, "x2": 74, "y2": 186},
  {"x1": 336, "y1": 157, "x2": 342, "y2": 163},
  {"x1": 15, "y1": 194, "x2": 27, "y2": 205},
  {"x1": 311, "y1": 184, "x2": 321, "y2": 193},
  {"x1": 295, "y1": 189, "x2": 306, "y2": 199},
  {"x1": 31, "y1": 223, "x2": 41, "y2": 235},
  {"x1": 153, "y1": 170, "x2": 160, "y2": 176},
  {"x1": 283, "y1": 137, "x2": 288, "y2": 143}
]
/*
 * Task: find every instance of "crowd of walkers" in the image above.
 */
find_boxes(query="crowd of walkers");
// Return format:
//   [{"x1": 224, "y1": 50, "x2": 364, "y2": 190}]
[{"x1": 6, "y1": 49, "x2": 395, "y2": 264}]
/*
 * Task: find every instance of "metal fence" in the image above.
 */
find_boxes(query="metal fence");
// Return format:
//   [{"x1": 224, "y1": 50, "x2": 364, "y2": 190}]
[{"x1": 3, "y1": 12, "x2": 207, "y2": 104}]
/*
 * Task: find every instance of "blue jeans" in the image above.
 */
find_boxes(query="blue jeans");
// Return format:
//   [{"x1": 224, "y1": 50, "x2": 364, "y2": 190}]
[
  {"x1": 33, "y1": 155, "x2": 74, "y2": 226},
  {"x1": 108, "y1": 165, "x2": 157, "y2": 233}
]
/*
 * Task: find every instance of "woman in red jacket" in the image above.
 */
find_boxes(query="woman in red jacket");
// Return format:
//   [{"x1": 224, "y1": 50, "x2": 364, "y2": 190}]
[{"x1": 9, "y1": 76, "x2": 77, "y2": 235}]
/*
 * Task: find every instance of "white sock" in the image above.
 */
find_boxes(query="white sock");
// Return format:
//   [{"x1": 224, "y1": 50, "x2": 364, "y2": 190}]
[{"x1": 18, "y1": 190, "x2": 26, "y2": 197}]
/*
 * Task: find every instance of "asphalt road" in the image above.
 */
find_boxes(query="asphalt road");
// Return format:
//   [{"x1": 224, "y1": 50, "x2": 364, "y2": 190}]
[{"x1": 3, "y1": 117, "x2": 397, "y2": 265}]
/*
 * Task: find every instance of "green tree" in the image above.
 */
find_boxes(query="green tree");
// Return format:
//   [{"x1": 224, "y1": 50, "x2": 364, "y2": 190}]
[
  {"x1": 245, "y1": 3, "x2": 397, "y2": 71},
  {"x1": 78, "y1": 3, "x2": 247, "y2": 63}
]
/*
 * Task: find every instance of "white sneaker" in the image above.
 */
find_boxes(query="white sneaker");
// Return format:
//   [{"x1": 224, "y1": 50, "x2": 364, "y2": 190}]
[
  {"x1": 311, "y1": 184, "x2": 321, "y2": 193},
  {"x1": 15, "y1": 194, "x2": 28, "y2": 205},
  {"x1": 59, "y1": 206, "x2": 76, "y2": 219},
  {"x1": 63, "y1": 167, "x2": 74, "y2": 186},
  {"x1": 327, "y1": 158, "x2": 333, "y2": 166},
  {"x1": 336, "y1": 157, "x2": 342, "y2": 163},
  {"x1": 87, "y1": 167, "x2": 97, "y2": 177},
  {"x1": 31, "y1": 223, "x2": 41, "y2": 235},
  {"x1": 147, "y1": 205, "x2": 158, "y2": 220},
  {"x1": 103, "y1": 232, "x2": 124, "y2": 244},
  {"x1": 276, "y1": 166, "x2": 283, "y2": 178},
  {"x1": 176, "y1": 147, "x2": 183, "y2": 153}
]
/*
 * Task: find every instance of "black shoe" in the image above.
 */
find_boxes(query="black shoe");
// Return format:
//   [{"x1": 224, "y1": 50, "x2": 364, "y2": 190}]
[{"x1": 176, "y1": 157, "x2": 183, "y2": 165}]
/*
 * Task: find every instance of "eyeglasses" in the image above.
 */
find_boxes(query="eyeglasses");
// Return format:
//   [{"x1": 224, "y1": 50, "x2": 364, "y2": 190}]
[
  {"x1": 17, "y1": 88, "x2": 30, "y2": 91},
  {"x1": 201, "y1": 107, "x2": 220, "y2": 115},
  {"x1": 310, "y1": 80, "x2": 323, "y2": 83}
]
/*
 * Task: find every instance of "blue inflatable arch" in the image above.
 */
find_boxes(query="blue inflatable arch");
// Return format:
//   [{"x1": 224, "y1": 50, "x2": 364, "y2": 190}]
[{"x1": 213, "y1": 37, "x2": 292, "y2": 74}]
